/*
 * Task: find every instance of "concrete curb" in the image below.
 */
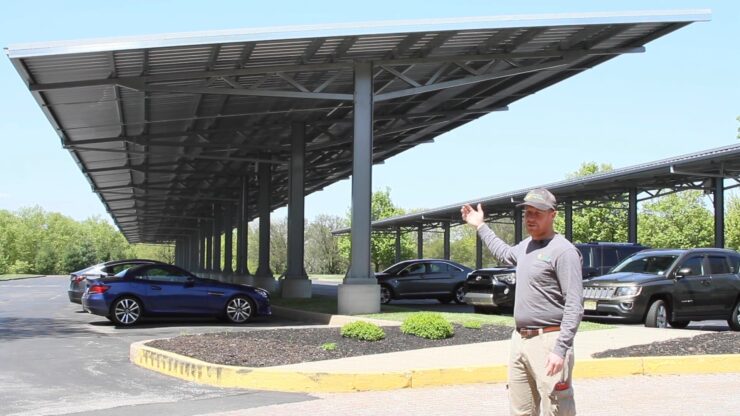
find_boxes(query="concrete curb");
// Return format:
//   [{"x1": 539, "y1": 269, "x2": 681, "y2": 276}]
[
  {"x1": 270, "y1": 305, "x2": 401, "y2": 327},
  {"x1": 130, "y1": 341, "x2": 740, "y2": 393}
]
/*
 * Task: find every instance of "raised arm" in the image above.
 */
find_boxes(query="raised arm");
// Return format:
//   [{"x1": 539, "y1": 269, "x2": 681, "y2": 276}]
[{"x1": 461, "y1": 203, "x2": 518, "y2": 265}]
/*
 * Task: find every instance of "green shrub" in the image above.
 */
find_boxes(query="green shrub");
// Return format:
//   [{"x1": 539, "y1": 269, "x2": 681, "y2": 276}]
[
  {"x1": 7, "y1": 260, "x2": 32, "y2": 275},
  {"x1": 321, "y1": 342, "x2": 337, "y2": 351},
  {"x1": 340, "y1": 321, "x2": 386, "y2": 341},
  {"x1": 401, "y1": 312, "x2": 454, "y2": 340},
  {"x1": 463, "y1": 320, "x2": 482, "y2": 330}
]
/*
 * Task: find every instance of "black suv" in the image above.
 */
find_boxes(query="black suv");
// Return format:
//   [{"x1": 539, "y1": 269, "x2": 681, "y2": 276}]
[
  {"x1": 464, "y1": 242, "x2": 646, "y2": 314},
  {"x1": 583, "y1": 248, "x2": 740, "y2": 330}
]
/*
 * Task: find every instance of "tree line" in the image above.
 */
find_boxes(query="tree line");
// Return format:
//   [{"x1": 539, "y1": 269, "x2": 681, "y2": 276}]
[{"x1": 1, "y1": 165, "x2": 739, "y2": 275}]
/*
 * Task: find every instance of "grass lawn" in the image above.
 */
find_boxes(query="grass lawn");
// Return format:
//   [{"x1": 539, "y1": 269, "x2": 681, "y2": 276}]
[
  {"x1": 0, "y1": 274, "x2": 44, "y2": 281},
  {"x1": 272, "y1": 295, "x2": 612, "y2": 331}
]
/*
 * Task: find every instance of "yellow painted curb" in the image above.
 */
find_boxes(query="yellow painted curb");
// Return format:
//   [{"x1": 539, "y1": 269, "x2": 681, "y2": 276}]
[{"x1": 131, "y1": 341, "x2": 740, "y2": 393}]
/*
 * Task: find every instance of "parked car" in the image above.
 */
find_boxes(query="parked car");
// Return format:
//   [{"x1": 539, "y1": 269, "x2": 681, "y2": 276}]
[
  {"x1": 82, "y1": 263, "x2": 271, "y2": 326},
  {"x1": 464, "y1": 242, "x2": 647, "y2": 314},
  {"x1": 583, "y1": 248, "x2": 740, "y2": 330},
  {"x1": 376, "y1": 259, "x2": 474, "y2": 304},
  {"x1": 68, "y1": 259, "x2": 164, "y2": 304}
]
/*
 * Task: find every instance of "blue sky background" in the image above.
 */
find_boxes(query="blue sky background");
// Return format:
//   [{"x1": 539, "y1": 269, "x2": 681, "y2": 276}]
[{"x1": 0, "y1": 1, "x2": 737, "y2": 223}]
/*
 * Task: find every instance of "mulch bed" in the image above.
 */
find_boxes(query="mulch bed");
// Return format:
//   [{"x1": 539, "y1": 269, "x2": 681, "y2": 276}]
[
  {"x1": 593, "y1": 331, "x2": 740, "y2": 358},
  {"x1": 147, "y1": 324, "x2": 513, "y2": 367}
]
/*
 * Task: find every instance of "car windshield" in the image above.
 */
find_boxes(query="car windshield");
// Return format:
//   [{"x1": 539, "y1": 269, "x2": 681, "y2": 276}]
[{"x1": 609, "y1": 254, "x2": 679, "y2": 275}]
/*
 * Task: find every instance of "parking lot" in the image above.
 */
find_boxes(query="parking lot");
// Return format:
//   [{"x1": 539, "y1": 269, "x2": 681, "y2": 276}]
[{"x1": 0, "y1": 276, "x2": 732, "y2": 416}]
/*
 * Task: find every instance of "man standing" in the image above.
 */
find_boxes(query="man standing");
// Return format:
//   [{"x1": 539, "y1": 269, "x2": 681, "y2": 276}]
[{"x1": 461, "y1": 188, "x2": 583, "y2": 416}]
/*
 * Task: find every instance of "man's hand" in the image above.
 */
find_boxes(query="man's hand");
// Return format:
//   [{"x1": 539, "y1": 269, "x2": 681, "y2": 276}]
[
  {"x1": 461, "y1": 203, "x2": 485, "y2": 228},
  {"x1": 545, "y1": 352, "x2": 564, "y2": 377}
]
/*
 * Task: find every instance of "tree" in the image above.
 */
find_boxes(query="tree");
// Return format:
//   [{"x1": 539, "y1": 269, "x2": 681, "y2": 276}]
[
  {"x1": 338, "y1": 188, "x2": 415, "y2": 272},
  {"x1": 554, "y1": 162, "x2": 628, "y2": 243},
  {"x1": 305, "y1": 214, "x2": 348, "y2": 274},
  {"x1": 269, "y1": 218, "x2": 288, "y2": 275},
  {"x1": 638, "y1": 190, "x2": 714, "y2": 248}
]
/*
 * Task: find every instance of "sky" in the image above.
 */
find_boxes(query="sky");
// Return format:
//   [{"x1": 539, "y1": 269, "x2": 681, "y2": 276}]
[{"x1": 0, "y1": 1, "x2": 738, "y2": 225}]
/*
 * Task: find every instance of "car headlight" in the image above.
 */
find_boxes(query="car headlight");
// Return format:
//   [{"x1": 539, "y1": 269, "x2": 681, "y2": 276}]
[
  {"x1": 493, "y1": 273, "x2": 516, "y2": 285},
  {"x1": 255, "y1": 288, "x2": 270, "y2": 299},
  {"x1": 614, "y1": 286, "x2": 641, "y2": 298}
]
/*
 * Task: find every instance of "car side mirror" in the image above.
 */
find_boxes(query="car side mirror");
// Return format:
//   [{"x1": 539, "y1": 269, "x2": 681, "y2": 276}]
[{"x1": 675, "y1": 268, "x2": 692, "y2": 279}]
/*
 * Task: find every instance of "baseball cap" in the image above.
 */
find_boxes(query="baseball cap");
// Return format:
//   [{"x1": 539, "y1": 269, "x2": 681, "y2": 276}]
[{"x1": 516, "y1": 188, "x2": 557, "y2": 211}]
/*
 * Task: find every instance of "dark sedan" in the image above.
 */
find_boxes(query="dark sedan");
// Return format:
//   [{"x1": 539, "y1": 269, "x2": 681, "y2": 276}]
[
  {"x1": 375, "y1": 259, "x2": 473, "y2": 304},
  {"x1": 68, "y1": 259, "x2": 164, "y2": 304},
  {"x1": 82, "y1": 263, "x2": 271, "y2": 326}
]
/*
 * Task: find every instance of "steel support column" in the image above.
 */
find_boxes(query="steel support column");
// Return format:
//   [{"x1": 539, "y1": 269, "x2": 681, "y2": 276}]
[
  {"x1": 223, "y1": 202, "x2": 234, "y2": 274},
  {"x1": 628, "y1": 188, "x2": 638, "y2": 243},
  {"x1": 443, "y1": 222, "x2": 451, "y2": 260},
  {"x1": 339, "y1": 60, "x2": 379, "y2": 315},
  {"x1": 417, "y1": 225, "x2": 424, "y2": 259},
  {"x1": 395, "y1": 227, "x2": 401, "y2": 263},
  {"x1": 174, "y1": 240, "x2": 180, "y2": 266},
  {"x1": 205, "y1": 224, "x2": 212, "y2": 272},
  {"x1": 514, "y1": 208, "x2": 523, "y2": 243},
  {"x1": 236, "y1": 176, "x2": 249, "y2": 275},
  {"x1": 476, "y1": 232, "x2": 483, "y2": 269},
  {"x1": 198, "y1": 220, "x2": 205, "y2": 272},
  {"x1": 282, "y1": 122, "x2": 310, "y2": 297},
  {"x1": 212, "y1": 203, "x2": 222, "y2": 273},
  {"x1": 255, "y1": 163, "x2": 273, "y2": 278},
  {"x1": 565, "y1": 200, "x2": 573, "y2": 241},
  {"x1": 714, "y1": 178, "x2": 725, "y2": 248}
]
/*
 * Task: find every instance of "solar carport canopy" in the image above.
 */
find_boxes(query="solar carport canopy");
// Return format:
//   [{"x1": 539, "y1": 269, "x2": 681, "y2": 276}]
[
  {"x1": 333, "y1": 144, "x2": 740, "y2": 234},
  {"x1": 5, "y1": 10, "x2": 709, "y2": 243}
]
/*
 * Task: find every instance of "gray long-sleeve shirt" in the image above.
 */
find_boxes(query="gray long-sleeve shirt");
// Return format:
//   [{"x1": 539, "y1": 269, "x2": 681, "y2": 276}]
[{"x1": 478, "y1": 225, "x2": 584, "y2": 358}]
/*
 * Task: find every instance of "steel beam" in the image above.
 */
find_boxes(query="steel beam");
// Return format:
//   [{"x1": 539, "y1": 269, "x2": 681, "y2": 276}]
[
  {"x1": 476, "y1": 232, "x2": 483, "y2": 269},
  {"x1": 714, "y1": 178, "x2": 725, "y2": 248},
  {"x1": 628, "y1": 189, "x2": 638, "y2": 243},
  {"x1": 395, "y1": 227, "x2": 401, "y2": 263},
  {"x1": 285, "y1": 122, "x2": 308, "y2": 280},
  {"x1": 417, "y1": 225, "x2": 424, "y2": 259},
  {"x1": 564, "y1": 200, "x2": 573, "y2": 241},
  {"x1": 255, "y1": 163, "x2": 273, "y2": 278},
  {"x1": 443, "y1": 222, "x2": 451, "y2": 260},
  {"x1": 345, "y1": 61, "x2": 374, "y2": 281},
  {"x1": 223, "y1": 202, "x2": 234, "y2": 274},
  {"x1": 236, "y1": 176, "x2": 249, "y2": 275},
  {"x1": 212, "y1": 203, "x2": 222, "y2": 273}
]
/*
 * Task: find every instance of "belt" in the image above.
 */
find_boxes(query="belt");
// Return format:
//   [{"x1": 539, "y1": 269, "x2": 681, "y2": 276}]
[{"x1": 516, "y1": 326, "x2": 561, "y2": 339}]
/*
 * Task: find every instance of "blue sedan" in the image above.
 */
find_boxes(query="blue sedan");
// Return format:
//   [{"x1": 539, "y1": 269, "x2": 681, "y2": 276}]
[{"x1": 82, "y1": 263, "x2": 271, "y2": 326}]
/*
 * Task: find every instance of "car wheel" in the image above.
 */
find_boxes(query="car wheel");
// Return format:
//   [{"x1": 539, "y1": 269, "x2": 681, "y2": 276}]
[
  {"x1": 225, "y1": 296, "x2": 254, "y2": 324},
  {"x1": 645, "y1": 299, "x2": 669, "y2": 328},
  {"x1": 379, "y1": 285, "x2": 392, "y2": 304},
  {"x1": 669, "y1": 320, "x2": 690, "y2": 329},
  {"x1": 728, "y1": 299, "x2": 740, "y2": 331},
  {"x1": 111, "y1": 297, "x2": 142, "y2": 326},
  {"x1": 453, "y1": 285, "x2": 466, "y2": 304}
]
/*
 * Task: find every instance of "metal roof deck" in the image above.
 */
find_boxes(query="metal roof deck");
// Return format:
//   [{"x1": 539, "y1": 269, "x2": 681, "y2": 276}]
[
  {"x1": 333, "y1": 143, "x2": 740, "y2": 234},
  {"x1": 5, "y1": 10, "x2": 709, "y2": 243}
]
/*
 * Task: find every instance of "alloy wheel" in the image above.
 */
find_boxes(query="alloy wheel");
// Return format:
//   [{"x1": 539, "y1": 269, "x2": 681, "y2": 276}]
[
  {"x1": 114, "y1": 298, "x2": 140, "y2": 325},
  {"x1": 380, "y1": 286, "x2": 391, "y2": 304},
  {"x1": 226, "y1": 297, "x2": 252, "y2": 323},
  {"x1": 656, "y1": 304, "x2": 668, "y2": 328},
  {"x1": 455, "y1": 286, "x2": 466, "y2": 303}
]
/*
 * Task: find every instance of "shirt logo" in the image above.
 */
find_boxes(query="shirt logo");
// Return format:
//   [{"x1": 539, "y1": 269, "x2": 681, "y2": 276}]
[{"x1": 537, "y1": 253, "x2": 552, "y2": 262}]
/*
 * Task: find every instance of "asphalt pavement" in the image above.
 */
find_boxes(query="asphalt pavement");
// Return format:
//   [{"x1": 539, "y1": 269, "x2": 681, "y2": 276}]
[
  {"x1": 0, "y1": 276, "x2": 315, "y2": 416},
  {"x1": 0, "y1": 276, "x2": 732, "y2": 416}
]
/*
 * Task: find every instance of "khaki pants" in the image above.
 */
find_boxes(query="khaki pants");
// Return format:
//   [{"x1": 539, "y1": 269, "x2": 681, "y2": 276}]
[{"x1": 508, "y1": 330, "x2": 576, "y2": 416}]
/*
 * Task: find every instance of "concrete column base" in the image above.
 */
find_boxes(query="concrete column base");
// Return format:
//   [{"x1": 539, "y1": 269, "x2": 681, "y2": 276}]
[
  {"x1": 338, "y1": 282, "x2": 380, "y2": 315},
  {"x1": 281, "y1": 279, "x2": 312, "y2": 298},
  {"x1": 253, "y1": 276, "x2": 277, "y2": 293}
]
